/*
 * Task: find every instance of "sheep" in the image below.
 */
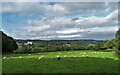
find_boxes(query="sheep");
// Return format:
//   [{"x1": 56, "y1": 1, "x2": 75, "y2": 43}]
[
  {"x1": 97, "y1": 52, "x2": 100, "y2": 53},
  {"x1": 83, "y1": 52, "x2": 86, "y2": 54},
  {"x1": 39, "y1": 57, "x2": 42, "y2": 60},
  {"x1": 102, "y1": 57, "x2": 106, "y2": 59},
  {"x1": 64, "y1": 55, "x2": 67, "y2": 57},
  {"x1": 3, "y1": 57, "x2": 6, "y2": 59},
  {"x1": 57, "y1": 55, "x2": 60, "y2": 60},
  {"x1": 57, "y1": 55, "x2": 59, "y2": 57},
  {"x1": 41, "y1": 55, "x2": 44, "y2": 57},
  {"x1": 19, "y1": 56, "x2": 22, "y2": 59}
]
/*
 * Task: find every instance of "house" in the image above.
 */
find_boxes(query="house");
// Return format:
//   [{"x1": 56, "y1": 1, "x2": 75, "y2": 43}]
[{"x1": 24, "y1": 41, "x2": 33, "y2": 45}]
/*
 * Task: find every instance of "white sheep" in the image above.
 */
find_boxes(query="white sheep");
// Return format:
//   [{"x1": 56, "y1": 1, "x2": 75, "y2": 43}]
[
  {"x1": 39, "y1": 57, "x2": 42, "y2": 60},
  {"x1": 57, "y1": 55, "x2": 59, "y2": 57},
  {"x1": 41, "y1": 55, "x2": 44, "y2": 57},
  {"x1": 64, "y1": 55, "x2": 67, "y2": 57},
  {"x1": 3, "y1": 57, "x2": 6, "y2": 59},
  {"x1": 19, "y1": 56, "x2": 22, "y2": 59}
]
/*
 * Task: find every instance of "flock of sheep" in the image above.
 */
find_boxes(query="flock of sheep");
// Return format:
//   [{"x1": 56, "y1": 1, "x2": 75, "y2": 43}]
[{"x1": 2, "y1": 51, "x2": 104, "y2": 60}]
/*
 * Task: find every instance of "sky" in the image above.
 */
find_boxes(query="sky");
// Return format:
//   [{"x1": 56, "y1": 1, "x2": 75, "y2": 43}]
[{"x1": 1, "y1": 2, "x2": 119, "y2": 40}]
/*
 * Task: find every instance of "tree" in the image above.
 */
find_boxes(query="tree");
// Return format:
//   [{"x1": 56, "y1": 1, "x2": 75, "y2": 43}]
[
  {"x1": 115, "y1": 29, "x2": 120, "y2": 53},
  {"x1": 94, "y1": 43, "x2": 101, "y2": 51},
  {"x1": 1, "y1": 31, "x2": 18, "y2": 53},
  {"x1": 102, "y1": 40, "x2": 113, "y2": 49}
]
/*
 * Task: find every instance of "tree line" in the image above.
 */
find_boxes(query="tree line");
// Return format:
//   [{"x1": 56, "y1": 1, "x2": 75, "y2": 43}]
[{"x1": 1, "y1": 29, "x2": 120, "y2": 54}]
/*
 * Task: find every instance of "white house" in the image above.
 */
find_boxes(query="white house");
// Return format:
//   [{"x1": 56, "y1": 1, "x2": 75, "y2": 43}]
[{"x1": 24, "y1": 41, "x2": 33, "y2": 45}]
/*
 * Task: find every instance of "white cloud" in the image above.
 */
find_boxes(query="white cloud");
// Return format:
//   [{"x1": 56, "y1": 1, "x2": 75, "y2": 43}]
[
  {"x1": 14, "y1": 9, "x2": 118, "y2": 40},
  {"x1": 56, "y1": 28, "x2": 83, "y2": 34},
  {"x1": 88, "y1": 26, "x2": 118, "y2": 33},
  {"x1": 26, "y1": 17, "x2": 76, "y2": 31},
  {"x1": 105, "y1": 9, "x2": 118, "y2": 21},
  {"x1": 58, "y1": 35, "x2": 81, "y2": 38},
  {"x1": 75, "y1": 9, "x2": 118, "y2": 28},
  {"x1": 2, "y1": 2, "x2": 118, "y2": 40}
]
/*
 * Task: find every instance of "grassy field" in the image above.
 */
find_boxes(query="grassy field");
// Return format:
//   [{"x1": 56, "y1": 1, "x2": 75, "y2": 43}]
[{"x1": 2, "y1": 50, "x2": 119, "y2": 73}]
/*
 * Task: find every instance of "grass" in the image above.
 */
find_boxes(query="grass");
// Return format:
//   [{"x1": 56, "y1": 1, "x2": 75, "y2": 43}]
[{"x1": 2, "y1": 50, "x2": 119, "y2": 73}]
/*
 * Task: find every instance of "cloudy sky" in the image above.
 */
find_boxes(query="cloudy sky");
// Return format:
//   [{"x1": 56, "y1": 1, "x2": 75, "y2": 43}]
[{"x1": 1, "y1": 2, "x2": 118, "y2": 40}]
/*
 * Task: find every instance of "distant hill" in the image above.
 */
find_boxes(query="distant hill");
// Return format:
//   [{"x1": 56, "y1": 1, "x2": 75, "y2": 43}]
[
  {"x1": 16, "y1": 39, "x2": 103, "y2": 47},
  {"x1": 16, "y1": 39, "x2": 103, "y2": 43}
]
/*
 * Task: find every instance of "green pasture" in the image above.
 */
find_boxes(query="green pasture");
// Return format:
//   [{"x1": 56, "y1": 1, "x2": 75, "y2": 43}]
[
  {"x1": 2, "y1": 50, "x2": 118, "y2": 60},
  {"x1": 2, "y1": 50, "x2": 119, "y2": 73}
]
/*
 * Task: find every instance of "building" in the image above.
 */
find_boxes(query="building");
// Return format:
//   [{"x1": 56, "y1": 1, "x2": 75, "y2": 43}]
[{"x1": 24, "y1": 41, "x2": 33, "y2": 45}]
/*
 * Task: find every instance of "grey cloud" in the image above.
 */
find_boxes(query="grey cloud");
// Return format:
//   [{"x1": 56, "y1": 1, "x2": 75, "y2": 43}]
[{"x1": 2, "y1": 2, "x2": 118, "y2": 17}]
